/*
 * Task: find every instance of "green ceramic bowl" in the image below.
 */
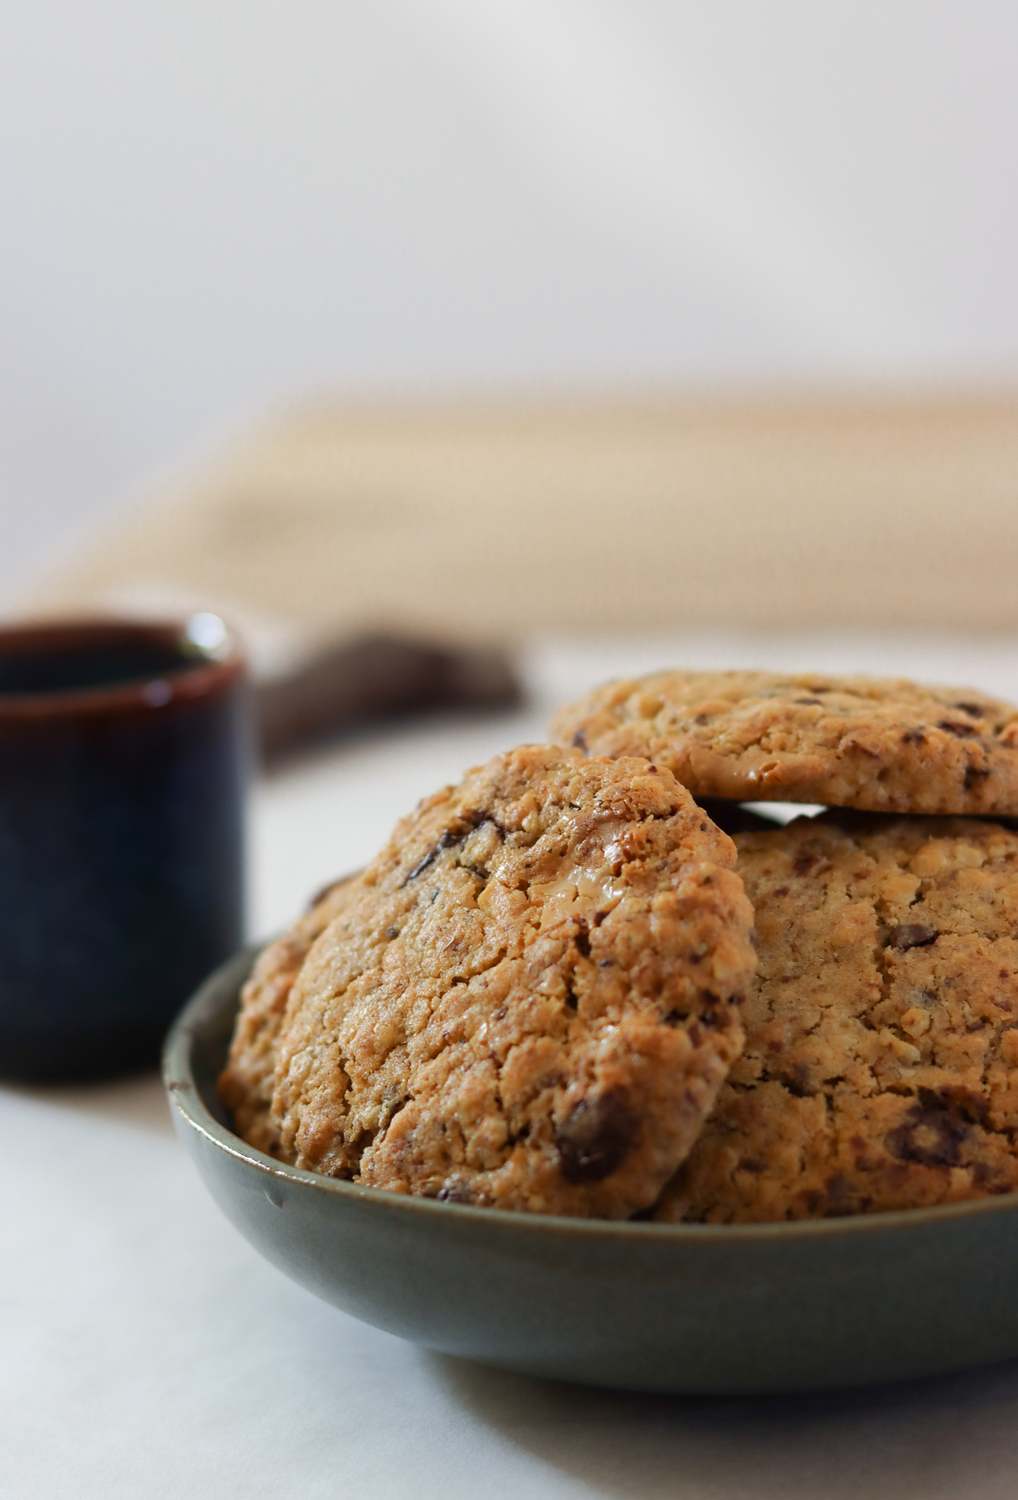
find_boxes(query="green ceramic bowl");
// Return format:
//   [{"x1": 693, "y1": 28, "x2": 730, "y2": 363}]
[{"x1": 165, "y1": 950, "x2": 1018, "y2": 1395}]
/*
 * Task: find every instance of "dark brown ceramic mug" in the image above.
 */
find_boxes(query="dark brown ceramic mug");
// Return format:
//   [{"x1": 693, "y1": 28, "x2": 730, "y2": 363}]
[{"x1": 0, "y1": 614, "x2": 249, "y2": 1080}]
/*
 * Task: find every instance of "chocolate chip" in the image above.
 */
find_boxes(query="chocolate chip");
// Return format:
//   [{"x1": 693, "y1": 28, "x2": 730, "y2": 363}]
[
  {"x1": 384, "y1": 926, "x2": 400, "y2": 940},
  {"x1": 824, "y1": 1174, "x2": 853, "y2": 1211},
  {"x1": 794, "y1": 696, "x2": 823, "y2": 706},
  {"x1": 400, "y1": 810, "x2": 486, "y2": 885},
  {"x1": 919, "y1": 1084, "x2": 987, "y2": 1125},
  {"x1": 964, "y1": 764, "x2": 991, "y2": 789},
  {"x1": 782, "y1": 1063, "x2": 812, "y2": 1098},
  {"x1": 938, "y1": 720, "x2": 978, "y2": 738},
  {"x1": 436, "y1": 1177, "x2": 474, "y2": 1204},
  {"x1": 902, "y1": 728, "x2": 926, "y2": 746},
  {"x1": 571, "y1": 729, "x2": 588, "y2": 751},
  {"x1": 575, "y1": 923, "x2": 591, "y2": 958},
  {"x1": 401, "y1": 830, "x2": 456, "y2": 885},
  {"x1": 555, "y1": 1090, "x2": 637, "y2": 1182},
  {"x1": 885, "y1": 1103, "x2": 967, "y2": 1167},
  {"x1": 886, "y1": 923, "x2": 939, "y2": 950},
  {"x1": 954, "y1": 701, "x2": 985, "y2": 718}
]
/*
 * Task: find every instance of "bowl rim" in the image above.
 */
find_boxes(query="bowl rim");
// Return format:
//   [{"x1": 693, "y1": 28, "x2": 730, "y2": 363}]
[{"x1": 165, "y1": 946, "x2": 1018, "y2": 1243}]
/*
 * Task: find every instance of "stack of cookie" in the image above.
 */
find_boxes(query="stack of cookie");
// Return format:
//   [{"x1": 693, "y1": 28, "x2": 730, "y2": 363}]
[{"x1": 221, "y1": 669, "x2": 1018, "y2": 1224}]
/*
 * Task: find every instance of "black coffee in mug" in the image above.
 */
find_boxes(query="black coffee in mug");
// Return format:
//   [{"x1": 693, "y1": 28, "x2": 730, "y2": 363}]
[{"x1": 0, "y1": 615, "x2": 249, "y2": 1080}]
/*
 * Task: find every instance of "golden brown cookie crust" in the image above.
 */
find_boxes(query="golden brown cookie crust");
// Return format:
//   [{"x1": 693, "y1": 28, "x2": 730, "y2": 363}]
[
  {"x1": 231, "y1": 745, "x2": 756, "y2": 1218},
  {"x1": 218, "y1": 876, "x2": 356, "y2": 1155},
  {"x1": 654, "y1": 814, "x2": 1018, "y2": 1223},
  {"x1": 552, "y1": 670, "x2": 1018, "y2": 815}
]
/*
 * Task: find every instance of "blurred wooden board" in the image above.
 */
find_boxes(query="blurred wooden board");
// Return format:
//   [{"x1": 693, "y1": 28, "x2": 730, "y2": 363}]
[{"x1": 32, "y1": 393, "x2": 1018, "y2": 636}]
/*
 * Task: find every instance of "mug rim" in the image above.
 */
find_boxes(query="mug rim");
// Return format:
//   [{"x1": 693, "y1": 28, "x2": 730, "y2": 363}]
[{"x1": 0, "y1": 613, "x2": 245, "y2": 721}]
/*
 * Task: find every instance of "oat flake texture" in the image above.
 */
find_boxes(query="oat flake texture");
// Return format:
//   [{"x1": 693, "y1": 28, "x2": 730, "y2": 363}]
[
  {"x1": 221, "y1": 745, "x2": 756, "y2": 1218},
  {"x1": 553, "y1": 669, "x2": 1018, "y2": 815},
  {"x1": 654, "y1": 814, "x2": 1018, "y2": 1222}
]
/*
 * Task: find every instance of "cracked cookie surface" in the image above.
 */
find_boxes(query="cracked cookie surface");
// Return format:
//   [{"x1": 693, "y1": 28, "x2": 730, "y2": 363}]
[
  {"x1": 653, "y1": 814, "x2": 1018, "y2": 1223},
  {"x1": 552, "y1": 669, "x2": 1018, "y2": 814},
  {"x1": 219, "y1": 875, "x2": 357, "y2": 1155},
  {"x1": 228, "y1": 744, "x2": 756, "y2": 1217}
]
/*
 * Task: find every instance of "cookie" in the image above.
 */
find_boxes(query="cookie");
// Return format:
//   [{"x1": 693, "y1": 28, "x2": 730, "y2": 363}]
[
  {"x1": 552, "y1": 669, "x2": 1018, "y2": 815},
  {"x1": 653, "y1": 814, "x2": 1018, "y2": 1223},
  {"x1": 233, "y1": 744, "x2": 756, "y2": 1217},
  {"x1": 219, "y1": 875, "x2": 356, "y2": 1154}
]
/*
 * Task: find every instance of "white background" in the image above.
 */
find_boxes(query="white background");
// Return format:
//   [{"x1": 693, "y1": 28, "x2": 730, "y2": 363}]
[{"x1": 3, "y1": 1, "x2": 1017, "y2": 598}]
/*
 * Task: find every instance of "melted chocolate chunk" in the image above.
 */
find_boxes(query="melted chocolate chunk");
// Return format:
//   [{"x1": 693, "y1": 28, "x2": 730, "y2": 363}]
[
  {"x1": 401, "y1": 829, "x2": 458, "y2": 884},
  {"x1": 400, "y1": 810, "x2": 486, "y2": 886},
  {"x1": 902, "y1": 728, "x2": 927, "y2": 745},
  {"x1": 570, "y1": 729, "x2": 588, "y2": 751},
  {"x1": 555, "y1": 1090, "x2": 637, "y2": 1182},
  {"x1": 964, "y1": 764, "x2": 991, "y2": 789},
  {"x1": 886, "y1": 923, "x2": 939, "y2": 950},
  {"x1": 885, "y1": 1104, "x2": 968, "y2": 1168},
  {"x1": 953, "y1": 701, "x2": 986, "y2": 718},
  {"x1": 782, "y1": 1063, "x2": 812, "y2": 1098},
  {"x1": 938, "y1": 720, "x2": 978, "y2": 738}
]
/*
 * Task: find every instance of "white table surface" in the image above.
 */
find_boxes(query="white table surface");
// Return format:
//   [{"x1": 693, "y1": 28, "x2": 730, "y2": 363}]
[{"x1": 9, "y1": 634, "x2": 1018, "y2": 1500}]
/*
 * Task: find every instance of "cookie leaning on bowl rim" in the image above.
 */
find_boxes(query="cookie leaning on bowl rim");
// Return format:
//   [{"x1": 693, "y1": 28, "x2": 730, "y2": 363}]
[
  {"x1": 551, "y1": 669, "x2": 1018, "y2": 815},
  {"x1": 219, "y1": 873, "x2": 359, "y2": 1157},
  {"x1": 653, "y1": 811, "x2": 1018, "y2": 1224},
  {"x1": 221, "y1": 743, "x2": 757, "y2": 1219}
]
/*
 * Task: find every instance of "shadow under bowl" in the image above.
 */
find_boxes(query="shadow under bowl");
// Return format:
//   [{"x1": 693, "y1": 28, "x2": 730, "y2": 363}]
[{"x1": 165, "y1": 950, "x2": 1018, "y2": 1395}]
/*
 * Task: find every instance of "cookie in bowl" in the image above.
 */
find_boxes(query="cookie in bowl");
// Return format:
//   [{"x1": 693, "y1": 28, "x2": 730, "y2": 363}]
[
  {"x1": 653, "y1": 812, "x2": 1018, "y2": 1223},
  {"x1": 221, "y1": 745, "x2": 757, "y2": 1218},
  {"x1": 553, "y1": 669, "x2": 1018, "y2": 815},
  {"x1": 219, "y1": 874, "x2": 357, "y2": 1156}
]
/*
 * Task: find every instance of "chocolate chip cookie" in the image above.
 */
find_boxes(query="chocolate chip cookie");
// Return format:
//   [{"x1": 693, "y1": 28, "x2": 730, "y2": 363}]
[
  {"x1": 553, "y1": 670, "x2": 1018, "y2": 815},
  {"x1": 229, "y1": 744, "x2": 756, "y2": 1218},
  {"x1": 653, "y1": 813, "x2": 1018, "y2": 1223},
  {"x1": 219, "y1": 875, "x2": 356, "y2": 1155}
]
